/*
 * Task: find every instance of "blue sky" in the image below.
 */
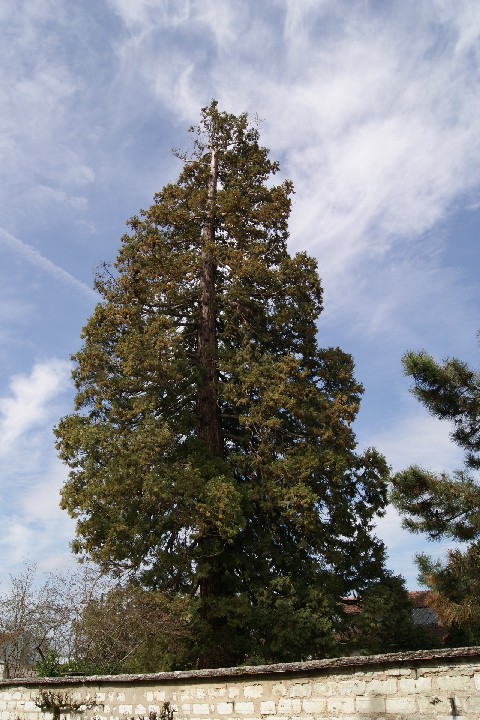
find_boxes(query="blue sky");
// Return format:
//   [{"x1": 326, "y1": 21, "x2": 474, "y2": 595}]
[{"x1": 1, "y1": 0, "x2": 479, "y2": 589}]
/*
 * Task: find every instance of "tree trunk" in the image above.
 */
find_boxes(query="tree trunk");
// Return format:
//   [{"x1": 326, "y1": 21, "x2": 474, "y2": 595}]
[
  {"x1": 196, "y1": 148, "x2": 229, "y2": 667},
  {"x1": 197, "y1": 146, "x2": 223, "y2": 458}
]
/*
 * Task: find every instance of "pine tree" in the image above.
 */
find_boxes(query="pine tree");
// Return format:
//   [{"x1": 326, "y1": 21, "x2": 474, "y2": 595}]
[
  {"x1": 55, "y1": 102, "x2": 389, "y2": 668},
  {"x1": 392, "y1": 347, "x2": 480, "y2": 643},
  {"x1": 392, "y1": 348, "x2": 480, "y2": 540}
]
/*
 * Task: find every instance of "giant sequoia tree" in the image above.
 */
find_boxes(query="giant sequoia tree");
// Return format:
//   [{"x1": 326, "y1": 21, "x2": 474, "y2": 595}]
[{"x1": 56, "y1": 103, "x2": 389, "y2": 667}]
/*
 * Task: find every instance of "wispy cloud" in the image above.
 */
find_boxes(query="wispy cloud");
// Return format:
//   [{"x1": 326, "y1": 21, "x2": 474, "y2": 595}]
[
  {"x1": 0, "y1": 1, "x2": 97, "y2": 233},
  {"x1": 0, "y1": 229, "x2": 99, "y2": 302},
  {"x1": 0, "y1": 359, "x2": 71, "y2": 457},
  {"x1": 0, "y1": 360, "x2": 75, "y2": 580},
  {"x1": 0, "y1": 520, "x2": 33, "y2": 567},
  {"x1": 363, "y1": 399, "x2": 463, "y2": 475},
  {"x1": 0, "y1": 0, "x2": 478, "y2": 588},
  {"x1": 108, "y1": 0, "x2": 191, "y2": 31},
  {"x1": 0, "y1": 508, "x2": 75, "y2": 575},
  {"x1": 103, "y1": 0, "x2": 480, "y2": 343},
  {"x1": 375, "y1": 504, "x2": 459, "y2": 589},
  {"x1": 268, "y1": 4, "x2": 480, "y2": 265},
  {"x1": 367, "y1": 401, "x2": 467, "y2": 586}
]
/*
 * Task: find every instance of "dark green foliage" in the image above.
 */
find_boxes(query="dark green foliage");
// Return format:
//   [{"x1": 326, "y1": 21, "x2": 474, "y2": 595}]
[
  {"x1": 392, "y1": 346, "x2": 480, "y2": 643},
  {"x1": 402, "y1": 351, "x2": 480, "y2": 470},
  {"x1": 55, "y1": 102, "x2": 390, "y2": 668},
  {"x1": 392, "y1": 350, "x2": 480, "y2": 542},
  {"x1": 346, "y1": 575, "x2": 436, "y2": 655}
]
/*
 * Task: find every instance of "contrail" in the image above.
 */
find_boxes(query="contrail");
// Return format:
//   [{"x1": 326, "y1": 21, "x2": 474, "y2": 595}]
[{"x1": 0, "y1": 228, "x2": 100, "y2": 303}]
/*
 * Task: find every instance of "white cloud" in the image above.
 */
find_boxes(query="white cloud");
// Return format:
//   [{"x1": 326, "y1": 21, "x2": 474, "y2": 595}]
[
  {"x1": 375, "y1": 504, "x2": 459, "y2": 589},
  {"x1": 0, "y1": 1, "x2": 97, "y2": 231},
  {"x1": 101, "y1": 1, "x2": 480, "y2": 345},
  {"x1": 194, "y1": 0, "x2": 244, "y2": 51},
  {"x1": 3, "y1": 2, "x2": 478, "y2": 319},
  {"x1": 0, "y1": 229, "x2": 99, "y2": 302},
  {"x1": 276, "y1": 17, "x2": 480, "y2": 256},
  {"x1": 108, "y1": 0, "x2": 191, "y2": 31},
  {"x1": 0, "y1": 521, "x2": 33, "y2": 566},
  {"x1": 365, "y1": 404, "x2": 463, "y2": 475},
  {"x1": 0, "y1": 511, "x2": 75, "y2": 579},
  {"x1": 0, "y1": 0, "x2": 478, "y2": 589},
  {"x1": 29, "y1": 185, "x2": 88, "y2": 210},
  {"x1": 0, "y1": 359, "x2": 71, "y2": 457},
  {"x1": 75, "y1": 219, "x2": 98, "y2": 235},
  {"x1": 20, "y1": 456, "x2": 70, "y2": 523},
  {"x1": 0, "y1": 359, "x2": 76, "y2": 585},
  {"x1": 364, "y1": 401, "x2": 468, "y2": 585},
  {"x1": 367, "y1": 386, "x2": 470, "y2": 585}
]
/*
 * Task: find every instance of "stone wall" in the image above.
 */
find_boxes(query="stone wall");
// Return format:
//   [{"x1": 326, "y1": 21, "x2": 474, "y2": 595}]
[{"x1": 1, "y1": 647, "x2": 480, "y2": 720}]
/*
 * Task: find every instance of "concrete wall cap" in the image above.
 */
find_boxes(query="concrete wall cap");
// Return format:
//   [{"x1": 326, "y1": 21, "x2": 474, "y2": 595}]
[{"x1": 1, "y1": 646, "x2": 480, "y2": 687}]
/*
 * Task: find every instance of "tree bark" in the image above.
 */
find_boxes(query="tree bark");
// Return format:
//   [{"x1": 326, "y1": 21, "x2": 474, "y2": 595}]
[
  {"x1": 196, "y1": 148, "x2": 225, "y2": 662},
  {"x1": 197, "y1": 146, "x2": 223, "y2": 458}
]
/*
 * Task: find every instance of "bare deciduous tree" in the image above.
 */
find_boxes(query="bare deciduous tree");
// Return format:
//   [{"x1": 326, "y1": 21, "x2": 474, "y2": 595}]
[{"x1": 0, "y1": 562, "x2": 190, "y2": 676}]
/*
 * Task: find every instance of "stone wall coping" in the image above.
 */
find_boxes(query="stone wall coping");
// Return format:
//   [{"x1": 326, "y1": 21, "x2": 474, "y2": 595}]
[{"x1": 1, "y1": 646, "x2": 479, "y2": 687}]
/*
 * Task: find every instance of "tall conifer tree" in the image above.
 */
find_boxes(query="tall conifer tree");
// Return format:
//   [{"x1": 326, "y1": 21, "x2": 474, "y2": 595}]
[{"x1": 56, "y1": 103, "x2": 389, "y2": 667}]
